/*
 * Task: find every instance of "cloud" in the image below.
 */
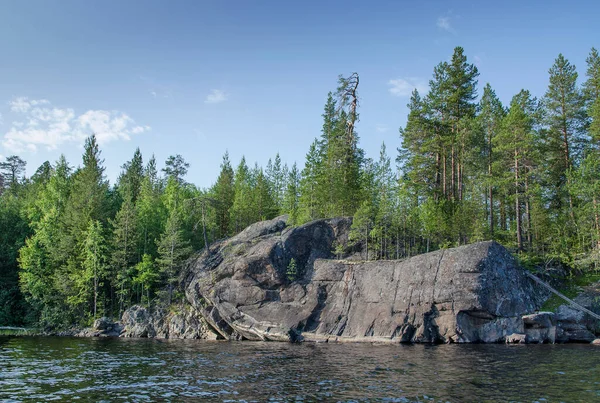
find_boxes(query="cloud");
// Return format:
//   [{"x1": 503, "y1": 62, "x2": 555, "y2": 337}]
[
  {"x1": 0, "y1": 113, "x2": 3, "y2": 125},
  {"x1": 437, "y1": 16, "x2": 456, "y2": 34},
  {"x1": 2, "y1": 97, "x2": 150, "y2": 153},
  {"x1": 388, "y1": 77, "x2": 428, "y2": 97},
  {"x1": 9, "y1": 97, "x2": 50, "y2": 113},
  {"x1": 205, "y1": 89, "x2": 227, "y2": 104},
  {"x1": 376, "y1": 124, "x2": 389, "y2": 133},
  {"x1": 473, "y1": 55, "x2": 482, "y2": 68}
]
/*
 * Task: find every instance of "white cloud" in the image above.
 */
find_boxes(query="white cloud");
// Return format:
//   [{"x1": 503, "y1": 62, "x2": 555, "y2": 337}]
[
  {"x1": 2, "y1": 97, "x2": 150, "y2": 153},
  {"x1": 205, "y1": 89, "x2": 227, "y2": 104},
  {"x1": 0, "y1": 113, "x2": 3, "y2": 125},
  {"x1": 376, "y1": 124, "x2": 389, "y2": 133},
  {"x1": 388, "y1": 77, "x2": 428, "y2": 97},
  {"x1": 150, "y1": 90, "x2": 157, "y2": 98},
  {"x1": 437, "y1": 16, "x2": 455, "y2": 34},
  {"x1": 474, "y1": 55, "x2": 482, "y2": 68},
  {"x1": 9, "y1": 97, "x2": 49, "y2": 113}
]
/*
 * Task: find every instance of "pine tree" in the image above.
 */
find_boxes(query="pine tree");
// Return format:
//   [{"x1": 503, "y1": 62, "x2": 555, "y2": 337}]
[
  {"x1": 163, "y1": 154, "x2": 190, "y2": 184},
  {"x1": 543, "y1": 54, "x2": 585, "y2": 218},
  {"x1": 477, "y1": 84, "x2": 506, "y2": 237},
  {"x1": 494, "y1": 90, "x2": 538, "y2": 251},
  {"x1": 0, "y1": 155, "x2": 27, "y2": 194},
  {"x1": 372, "y1": 143, "x2": 396, "y2": 259}
]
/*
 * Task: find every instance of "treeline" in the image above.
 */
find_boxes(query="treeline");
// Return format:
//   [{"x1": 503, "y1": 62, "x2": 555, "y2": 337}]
[{"x1": 0, "y1": 45, "x2": 599, "y2": 328}]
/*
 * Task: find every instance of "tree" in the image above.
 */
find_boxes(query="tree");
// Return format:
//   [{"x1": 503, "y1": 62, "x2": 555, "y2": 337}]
[
  {"x1": 156, "y1": 210, "x2": 192, "y2": 305},
  {"x1": 133, "y1": 254, "x2": 159, "y2": 305},
  {"x1": 118, "y1": 148, "x2": 144, "y2": 203},
  {"x1": 286, "y1": 258, "x2": 298, "y2": 282},
  {"x1": 230, "y1": 157, "x2": 252, "y2": 233},
  {"x1": 0, "y1": 155, "x2": 27, "y2": 193},
  {"x1": 284, "y1": 163, "x2": 300, "y2": 225},
  {"x1": 543, "y1": 54, "x2": 585, "y2": 218},
  {"x1": 58, "y1": 136, "x2": 110, "y2": 319},
  {"x1": 0, "y1": 192, "x2": 30, "y2": 325},
  {"x1": 372, "y1": 143, "x2": 396, "y2": 259},
  {"x1": 137, "y1": 155, "x2": 166, "y2": 257},
  {"x1": 298, "y1": 140, "x2": 322, "y2": 223},
  {"x1": 252, "y1": 168, "x2": 277, "y2": 222},
  {"x1": 110, "y1": 193, "x2": 139, "y2": 315},
  {"x1": 477, "y1": 84, "x2": 506, "y2": 236},
  {"x1": 349, "y1": 200, "x2": 375, "y2": 260},
  {"x1": 163, "y1": 154, "x2": 190, "y2": 184},
  {"x1": 494, "y1": 90, "x2": 538, "y2": 251},
  {"x1": 583, "y1": 48, "x2": 600, "y2": 143},
  {"x1": 212, "y1": 151, "x2": 235, "y2": 238},
  {"x1": 81, "y1": 220, "x2": 107, "y2": 319},
  {"x1": 266, "y1": 153, "x2": 286, "y2": 211}
]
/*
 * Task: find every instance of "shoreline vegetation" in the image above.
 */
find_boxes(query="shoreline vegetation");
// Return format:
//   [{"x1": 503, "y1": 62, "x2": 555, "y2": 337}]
[{"x1": 1, "y1": 46, "x2": 600, "y2": 334}]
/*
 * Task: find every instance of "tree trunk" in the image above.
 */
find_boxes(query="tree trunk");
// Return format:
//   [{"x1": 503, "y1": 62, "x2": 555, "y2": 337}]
[
  {"x1": 515, "y1": 149, "x2": 522, "y2": 252},
  {"x1": 488, "y1": 133, "x2": 494, "y2": 236},
  {"x1": 525, "y1": 176, "x2": 532, "y2": 251},
  {"x1": 594, "y1": 196, "x2": 600, "y2": 249}
]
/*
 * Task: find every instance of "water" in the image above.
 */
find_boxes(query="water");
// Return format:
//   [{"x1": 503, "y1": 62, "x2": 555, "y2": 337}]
[{"x1": 0, "y1": 337, "x2": 598, "y2": 402}]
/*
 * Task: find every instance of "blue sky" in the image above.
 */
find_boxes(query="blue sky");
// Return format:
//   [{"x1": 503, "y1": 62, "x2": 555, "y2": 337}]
[{"x1": 0, "y1": 0, "x2": 598, "y2": 187}]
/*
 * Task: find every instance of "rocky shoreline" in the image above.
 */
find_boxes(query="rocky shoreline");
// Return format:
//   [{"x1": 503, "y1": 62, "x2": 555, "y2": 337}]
[{"x1": 70, "y1": 216, "x2": 600, "y2": 345}]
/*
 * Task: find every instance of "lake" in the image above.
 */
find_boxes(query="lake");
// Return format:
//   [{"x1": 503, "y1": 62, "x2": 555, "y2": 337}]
[{"x1": 0, "y1": 336, "x2": 598, "y2": 402}]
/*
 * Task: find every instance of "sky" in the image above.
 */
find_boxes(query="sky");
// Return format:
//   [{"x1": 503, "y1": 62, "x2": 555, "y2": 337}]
[{"x1": 0, "y1": 0, "x2": 598, "y2": 188}]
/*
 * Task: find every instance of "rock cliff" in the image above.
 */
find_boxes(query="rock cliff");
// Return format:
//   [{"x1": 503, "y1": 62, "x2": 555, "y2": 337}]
[{"x1": 183, "y1": 216, "x2": 547, "y2": 343}]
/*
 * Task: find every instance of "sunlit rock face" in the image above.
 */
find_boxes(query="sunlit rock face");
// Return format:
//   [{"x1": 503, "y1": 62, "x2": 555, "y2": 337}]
[{"x1": 184, "y1": 216, "x2": 545, "y2": 343}]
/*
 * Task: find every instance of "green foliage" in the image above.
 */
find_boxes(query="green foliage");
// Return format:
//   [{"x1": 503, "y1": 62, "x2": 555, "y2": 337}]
[
  {"x1": 133, "y1": 254, "x2": 159, "y2": 305},
  {"x1": 156, "y1": 210, "x2": 193, "y2": 304},
  {"x1": 4, "y1": 46, "x2": 600, "y2": 328},
  {"x1": 286, "y1": 258, "x2": 298, "y2": 282}
]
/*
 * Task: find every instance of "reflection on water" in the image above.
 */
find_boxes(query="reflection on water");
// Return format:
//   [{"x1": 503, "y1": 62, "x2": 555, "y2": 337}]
[{"x1": 0, "y1": 336, "x2": 599, "y2": 402}]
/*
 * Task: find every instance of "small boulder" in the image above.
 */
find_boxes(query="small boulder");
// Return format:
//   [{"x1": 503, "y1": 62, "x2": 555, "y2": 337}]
[
  {"x1": 93, "y1": 317, "x2": 114, "y2": 331},
  {"x1": 506, "y1": 333, "x2": 527, "y2": 344},
  {"x1": 591, "y1": 339, "x2": 600, "y2": 345},
  {"x1": 522, "y1": 312, "x2": 556, "y2": 343}
]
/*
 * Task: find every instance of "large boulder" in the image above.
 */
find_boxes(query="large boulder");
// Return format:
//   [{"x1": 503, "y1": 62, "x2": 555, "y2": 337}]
[
  {"x1": 120, "y1": 305, "x2": 217, "y2": 339},
  {"x1": 185, "y1": 216, "x2": 546, "y2": 343},
  {"x1": 76, "y1": 316, "x2": 122, "y2": 338}
]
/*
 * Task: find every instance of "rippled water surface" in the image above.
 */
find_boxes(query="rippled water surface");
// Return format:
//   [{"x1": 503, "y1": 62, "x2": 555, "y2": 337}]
[{"x1": 0, "y1": 336, "x2": 599, "y2": 402}]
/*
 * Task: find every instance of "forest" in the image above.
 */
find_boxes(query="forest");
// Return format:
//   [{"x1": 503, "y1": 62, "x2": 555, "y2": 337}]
[{"x1": 0, "y1": 46, "x2": 599, "y2": 328}]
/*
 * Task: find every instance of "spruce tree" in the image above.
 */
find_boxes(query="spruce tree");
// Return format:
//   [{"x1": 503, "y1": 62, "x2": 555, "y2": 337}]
[
  {"x1": 212, "y1": 151, "x2": 235, "y2": 238},
  {"x1": 284, "y1": 162, "x2": 300, "y2": 225}
]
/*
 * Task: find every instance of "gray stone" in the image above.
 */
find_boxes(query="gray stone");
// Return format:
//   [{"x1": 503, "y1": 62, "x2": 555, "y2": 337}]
[
  {"x1": 522, "y1": 312, "x2": 556, "y2": 343},
  {"x1": 506, "y1": 333, "x2": 527, "y2": 344},
  {"x1": 184, "y1": 217, "x2": 545, "y2": 343},
  {"x1": 120, "y1": 304, "x2": 218, "y2": 339},
  {"x1": 76, "y1": 317, "x2": 122, "y2": 338}
]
